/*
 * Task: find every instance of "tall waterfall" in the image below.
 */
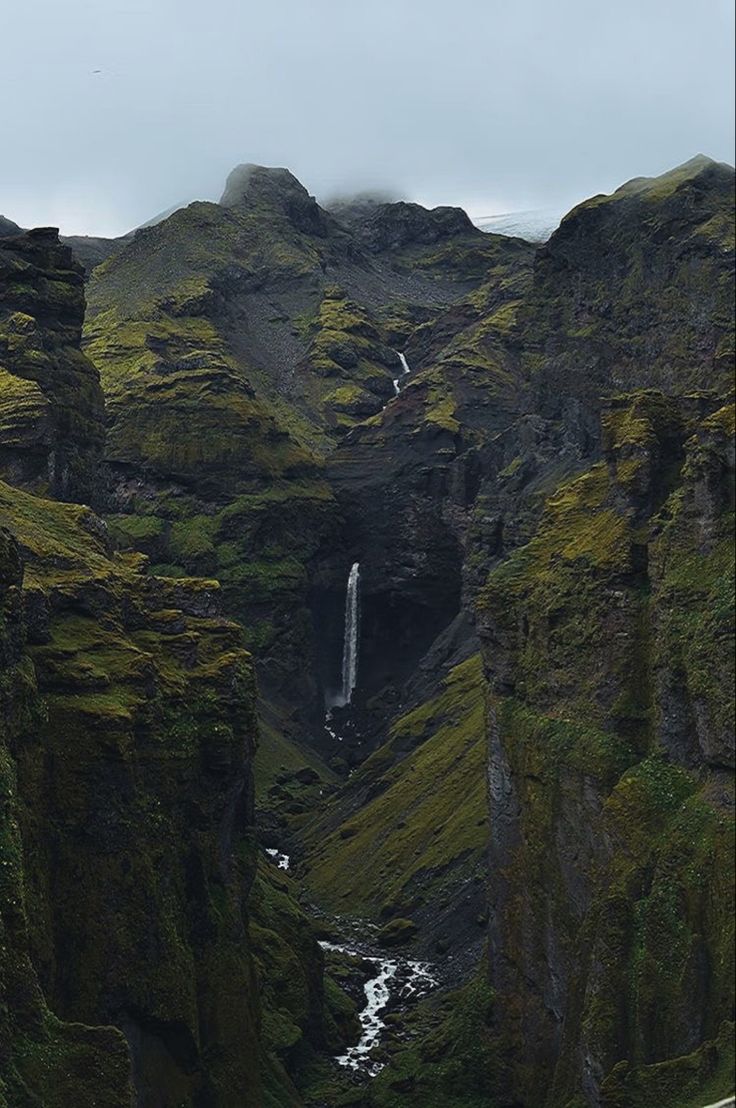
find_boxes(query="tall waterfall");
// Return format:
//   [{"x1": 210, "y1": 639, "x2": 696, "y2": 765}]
[{"x1": 340, "y1": 562, "x2": 361, "y2": 705}]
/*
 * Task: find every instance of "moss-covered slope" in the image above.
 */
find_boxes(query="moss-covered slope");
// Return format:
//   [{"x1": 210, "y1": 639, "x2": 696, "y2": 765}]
[
  {"x1": 302, "y1": 654, "x2": 488, "y2": 962},
  {"x1": 83, "y1": 165, "x2": 529, "y2": 734}
]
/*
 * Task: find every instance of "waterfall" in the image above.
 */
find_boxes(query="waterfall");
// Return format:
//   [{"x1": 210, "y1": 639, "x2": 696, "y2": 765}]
[
  {"x1": 392, "y1": 351, "x2": 411, "y2": 395},
  {"x1": 340, "y1": 562, "x2": 361, "y2": 705}
]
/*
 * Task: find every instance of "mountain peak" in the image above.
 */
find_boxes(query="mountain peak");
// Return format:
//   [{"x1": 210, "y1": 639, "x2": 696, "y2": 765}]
[
  {"x1": 219, "y1": 163, "x2": 330, "y2": 236},
  {"x1": 0, "y1": 214, "x2": 22, "y2": 238}
]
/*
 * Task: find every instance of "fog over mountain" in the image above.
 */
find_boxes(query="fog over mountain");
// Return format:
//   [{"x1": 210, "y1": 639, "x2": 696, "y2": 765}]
[{"x1": 1, "y1": 0, "x2": 734, "y2": 235}]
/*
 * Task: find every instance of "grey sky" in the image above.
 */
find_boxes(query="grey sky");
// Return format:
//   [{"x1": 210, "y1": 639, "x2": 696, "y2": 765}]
[{"x1": 2, "y1": 0, "x2": 734, "y2": 236}]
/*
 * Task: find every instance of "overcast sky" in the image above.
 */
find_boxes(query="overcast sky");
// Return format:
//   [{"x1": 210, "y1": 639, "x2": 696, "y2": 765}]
[{"x1": 1, "y1": 0, "x2": 734, "y2": 236}]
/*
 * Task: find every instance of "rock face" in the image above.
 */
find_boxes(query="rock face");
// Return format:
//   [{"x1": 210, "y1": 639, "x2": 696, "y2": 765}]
[
  {"x1": 331, "y1": 198, "x2": 477, "y2": 252},
  {"x1": 306, "y1": 157, "x2": 735, "y2": 1106},
  {"x1": 220, "y1": 163, "x2": 333, "y2": 238},
  {"x1": 0, "y1": 479, "x2": 264, "y2": 1106},
  {"x1": 0, "y1": 229, "x2": 105, "y2": 501},
  {"x1": 478, "y1": 394, "x2": 735, "y2": 1107},
  {"x1": 0, "y1": 229, "x2": 321, "y2": 1107},
  {"x1": 0, "y1": 227, "x2": 360, "y2": 1108},
  {"x1": 0, "y1": 523, "x2": 133, "y2": 1108},
  {"x1": 521, "y1": 155, "x2": 735, "y2": 454}
]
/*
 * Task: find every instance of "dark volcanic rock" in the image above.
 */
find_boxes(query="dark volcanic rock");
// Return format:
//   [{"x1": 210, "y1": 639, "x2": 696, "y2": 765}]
[
  {"x1": 0, "y1": 214, "x2": 22, "y2": 237},
  {"x1": 220, "y1": 161, "x2": 332, "y2": 237},
  {"x1": 332, "y1": 198, "x2": 478, "y2": 252},
  {"x1": 0, "y1": 227, "x2": 106, "y2": 500}
]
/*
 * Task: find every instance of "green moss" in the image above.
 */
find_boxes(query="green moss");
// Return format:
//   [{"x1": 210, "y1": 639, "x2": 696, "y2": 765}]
[
  {"x1": 0, "y1": 476, "x2": 269, "y2": 1107},
  {"x1": 303, "y1": 655, "x2": 487, "y2": 917},
  {"x1": 368, "y1": 974, "x2": 500, "y2": 1108},
  {"x1": 477, "y1": 400, "x2": 734, "y2": 1107},
  {"x1": 107, "y1": 512, "x2": 165, "y2": 543}
]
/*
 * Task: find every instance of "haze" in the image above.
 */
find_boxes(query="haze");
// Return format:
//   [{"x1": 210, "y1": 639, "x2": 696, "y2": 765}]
[{"x1": 2, "y1": 0, "x2": 734, "y2": 236}]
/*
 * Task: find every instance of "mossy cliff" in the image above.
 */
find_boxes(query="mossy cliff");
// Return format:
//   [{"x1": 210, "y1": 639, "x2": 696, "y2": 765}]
[
  {"x1": 0, "y1": 476, "x2": 269, "y2": 1105},
  {"x1": 298, "y1": 158, "x2": 734, "y2": 1107},
  {"x1": 0, "y1": 226, "x2": 363, "y2": 1108},
  {"x1": 0, "y1": 524, "x2": 133, "y2": 1108},
  {"x1": 1, "y1": 155, "x2": 734, "y2": 1108},
  {"x1": 477, "y1": 393, "x2": 735, "y2": 1107},
  {"x1": 0, "y1": 229, "x2": 105, "y2": 501},
  {"x1": 519, "y1": 155, "x2": 735, "y2": 452}
]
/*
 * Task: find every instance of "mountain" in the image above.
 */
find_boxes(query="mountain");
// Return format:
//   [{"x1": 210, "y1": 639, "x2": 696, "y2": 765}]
[
  {"x1": 80, "y1": 163, "x2": 532, "y2": 736},
  {"x1": 0, "y1": 155, "x2": 733, "y2": 1108}
]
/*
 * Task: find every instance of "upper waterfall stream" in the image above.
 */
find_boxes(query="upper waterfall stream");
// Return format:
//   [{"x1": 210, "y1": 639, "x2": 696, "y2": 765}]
[{"x1": 391, "y1": 350, "x2": 411, "y2": 397}]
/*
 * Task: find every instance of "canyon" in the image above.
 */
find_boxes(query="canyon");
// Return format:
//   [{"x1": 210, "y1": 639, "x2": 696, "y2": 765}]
[{"x1": 0, "y1": 153, "x2": 734, "y2": 1108}]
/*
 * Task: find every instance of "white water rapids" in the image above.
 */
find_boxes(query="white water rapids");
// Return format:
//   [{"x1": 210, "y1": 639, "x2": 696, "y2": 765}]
[
  {"x1": 321, "y1": 940, "x2": 438, "y2": 1076},
  {"x1": 265, "y1": 848, "x2": 290, "y2": 871}
]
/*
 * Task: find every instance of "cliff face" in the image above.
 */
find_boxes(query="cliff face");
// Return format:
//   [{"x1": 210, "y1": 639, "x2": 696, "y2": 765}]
[
  {"x1": 520, "y1": 155, "x2": 735, "y2": 455},
  {"x1": 464, "y1": 159, "x2": 736, "y2": 1108},
  {"x1": 0, "y1": 228, "x2": 362, "y2": 1108},
  {"x1": 0, "y1": 478, "x2": 265, "y2": 1105},
  {"x1": 0, "y1": 230, "x2": 277, "y2": 1107},
  {"x1": 0, "y1": 229, "x2": 105, "y2": 501},
  {"x1": 478, "y1": 397, "x2": 734, "y2": 1107},
  {"x1": 306, "y1": 159, "x2": 735, "y2": 1106},
  {"x1": 0, "y1": 524, "x2": 133, "y2": 1108}
]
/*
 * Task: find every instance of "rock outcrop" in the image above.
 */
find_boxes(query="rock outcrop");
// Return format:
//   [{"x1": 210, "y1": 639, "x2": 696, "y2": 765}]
[
  {"x1": 0, "y1": 478, "x2": 265, "y2": 1105},
  {"x1": 0, "y1": 229, "x2": 105, "y2": 501}
]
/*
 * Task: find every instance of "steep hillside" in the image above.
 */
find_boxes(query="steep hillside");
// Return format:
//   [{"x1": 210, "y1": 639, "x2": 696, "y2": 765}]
[
  {"x1": 0, "y1": 478, "x2": 266, "y2": 1105},
  {"x1": 296, "y1": 157, "x2": 735, "y2": 1106},
  {"x1": 320, "y1": 156, "x2": 734, "y2": 742},
  {"x1": 303, "y1": 652, "x2": 488, "y2": 968},
  {"x1": 0, "y1": 229, "x2": 355, "y2": 1108},
  {"x1": 0, "y1": 520, "x2": 132, "y2": 1108}
]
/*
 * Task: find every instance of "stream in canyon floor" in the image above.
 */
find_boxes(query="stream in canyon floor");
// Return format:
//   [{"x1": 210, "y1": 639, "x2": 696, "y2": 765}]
[
  {"x1": 320, "y1": 938, "x2": 438, "y2": 1076},
  {"x1": 262, "y1": 848, "x2": 439, "y2": 1078}
]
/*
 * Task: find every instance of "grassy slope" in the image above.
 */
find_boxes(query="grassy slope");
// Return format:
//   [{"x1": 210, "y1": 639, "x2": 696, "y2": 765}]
[{"x1": 302, "y1": 655, "x2": 486, "y2": 921}]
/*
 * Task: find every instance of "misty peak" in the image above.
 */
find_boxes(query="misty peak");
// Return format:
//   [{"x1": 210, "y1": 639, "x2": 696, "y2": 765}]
[
  {"x1": 219, "y1": 163, "x2": 330, "y2": 237},
  {"x1": 331, "y1": 198, "x2": 477, "y2": 253}
]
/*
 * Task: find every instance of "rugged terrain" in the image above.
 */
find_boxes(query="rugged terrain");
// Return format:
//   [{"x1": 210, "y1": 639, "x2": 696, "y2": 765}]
[{"x1": 0, "y1": 154, "x2": 734, "y2": 1107}]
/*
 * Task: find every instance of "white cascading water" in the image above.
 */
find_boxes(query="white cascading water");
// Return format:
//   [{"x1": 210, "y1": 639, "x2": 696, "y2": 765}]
[
  {"x1": 392, "y1": 350, "x2": 411, "y2": 395},
  {"x1": 340, "y1": 562, "x2": 361, "y2": 705},
  {"x1": 320, "y1": 940, "x2": 438, "y2": 1076}
]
